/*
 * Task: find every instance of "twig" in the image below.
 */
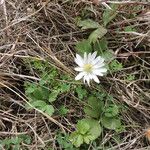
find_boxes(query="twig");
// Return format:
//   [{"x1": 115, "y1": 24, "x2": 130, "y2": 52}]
[{"x1": 106, "y1": 1, "x2": 150, "y2": 5}]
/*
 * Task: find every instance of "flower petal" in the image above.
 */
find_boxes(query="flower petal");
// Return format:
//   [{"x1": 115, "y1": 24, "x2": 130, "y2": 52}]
[
  {"x1": 90, "y1": 51, "x2": 97, "y2": 61},
  {"x1": 84, "y1": 52, "x2": 87, "y2": 63},
  {"x1": 93, "y1": 63, "x2": 105, "y2": 69},
  {"x1": 91, "y1": 56, "x2": 100, "y2": 65},
  {"x1": 75, "y1": 72, "x2": 85, "y2": 80},
  {"x1": 87, "y1": 53, "x2": 92, "y2": 63},
  {"x1": 83, "y1": 75, "x2": 90, "y2": 86},
  {"x1": 92, "y1": 75, "x2": 100, "y2": 83},
  {"x1": 93, "y1": 69, "x2": 104, "y2": 76},
  {"x1": 88, "y1": 73, "x2": 93, "y2": 80},
  {"x1": 74, "y1": 67, "x2": 83, "y2": 72},
  {"x1": 98, "y1": 68, "x2": 107, "y2": 72},
  {"x1": 75, "y1": 54, "x2": 84, "y2": 67},
  {"x1": 92, "y1": 56, "x2": 104, "y2": 65}
]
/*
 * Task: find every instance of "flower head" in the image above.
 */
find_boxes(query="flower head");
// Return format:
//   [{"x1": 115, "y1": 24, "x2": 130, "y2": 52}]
[{"x1": 74, "y1": 52, "x2": 107, "y2": 86}]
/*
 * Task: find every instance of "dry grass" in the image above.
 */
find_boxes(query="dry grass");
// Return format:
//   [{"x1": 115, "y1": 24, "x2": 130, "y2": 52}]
[{"x1": 0, "y1": 0, "x2": 150, "y2": 149}]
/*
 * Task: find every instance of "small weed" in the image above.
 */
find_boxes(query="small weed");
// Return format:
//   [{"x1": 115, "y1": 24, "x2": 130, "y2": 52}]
[
  {"x1": 0, "y1": 135, "x2": 31, "y2": 150},
  {"x1": 24, "y1": 60, "x2": 71, "y2": 116},
  {"x1": 70, "y1": 92, "x2": 124, "y2": 147},
  {"x1": 56, "y1": 133, "x2": 77, "y2": 150}
]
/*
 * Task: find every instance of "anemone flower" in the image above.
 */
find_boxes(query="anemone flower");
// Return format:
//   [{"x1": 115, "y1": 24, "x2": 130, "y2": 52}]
[{"x1": 74, "y1": 52, "x2": 107, "y2": 86}]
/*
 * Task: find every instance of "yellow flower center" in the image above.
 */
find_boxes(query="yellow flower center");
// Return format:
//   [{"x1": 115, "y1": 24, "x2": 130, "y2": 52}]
[{"x1": 83, "y1": 64, "x2": 93, "y2": 73}]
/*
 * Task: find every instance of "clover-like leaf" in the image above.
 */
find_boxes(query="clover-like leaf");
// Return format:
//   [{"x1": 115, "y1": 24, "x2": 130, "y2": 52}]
[
  {"x1": 70, "y1": 132, "x2": 84, "y2": 147},
  {"x1": 42, "y1": 105, "x2": 54, "y2": 116},
  {"x1": 84, "y1": 96, "x2": 104, "y2": 119},
  {"x1": 104, "y1": 104, "x2": 119, "y2": 117},
  {"x1": 83, "y1": 134, "x2": 95, "y2": 144},
  {"x1": 76, "y1": 86, "x2": 88, "y2": 100},
  {"x1": 82, "y1": 118, "x2": 102, "y2": 140},
  {"x1": 49, "y1": 90, "x2": 60, "y2": 102},
  {"x1": 101, "y1": 116, "x2": 121, "y2": 130},
  {"x1": 32, "y1": 100, "x2": 47, "y2": 108},
  {"x1": 70, "y1": 118, "x2": 101, "y2": 147},
  {"x1": 109, "y1": 59, "x2": 123, "y2": 72},
  {"x1": 75, "y1": 39, "x2": 92, "y2": 55},
  {"x1": 77, "y1": 120, "x2": 90, "y2": 135}
]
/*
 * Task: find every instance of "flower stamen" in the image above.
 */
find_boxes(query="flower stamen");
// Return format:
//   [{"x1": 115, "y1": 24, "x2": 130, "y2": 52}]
[{"x1": 83, "y1": 64, "x2": 93, "y2": 73}]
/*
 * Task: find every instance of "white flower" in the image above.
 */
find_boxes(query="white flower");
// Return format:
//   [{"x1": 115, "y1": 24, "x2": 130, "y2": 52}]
[{"x1": 74, "y1": 52, "x2": 107, "y2": 86}]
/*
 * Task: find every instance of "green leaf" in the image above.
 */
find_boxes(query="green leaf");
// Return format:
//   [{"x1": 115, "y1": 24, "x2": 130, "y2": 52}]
[
  {"x1": 102, "y1": 4, "x2": 118, "y2": 26},
  {"x1": 75, "y1": 134, "x2": 83, "y2": 148},
  {"x1": 58, "y1": 106, "x2": 68, "y2": 116},
  {"x1": 41, "y1": 87, "x2": 50, "y2": 100},
  {"x1": 32, "y1": 88, "x2": 44, "y2": 100},
  {"x1": 94, "y1": 38, "x2": 108, "y2": 52},
  {"x1": 77, "y1": 19, "x2": 100, "y2": 30},
  {"x1": 84, "y1": 96, "x2": 104, "y2": 119},
  {"x1": 75, "y1": 86, "x2": 87, "y2": 100},
  {"x1": 88, "y1": 27, "x2": 107, "y2": 43},
  {"x1": 57, "y1": 133, "x2": 75, "y2": 149},
  {"x1": 18, "y1": 135, "x2": 32, "y2": 145},
  {"x1": 126, "y1": 74, "x2": 135, "y2": 81},
  {"x1": 32, "y1": 100, "x2": 47, "y2": 108},
  {"x1": 49, "y1": 90, "x2": 60, "y2": 102},
  {"x1": 109, "y1": 59, "x2": 123, "y2": 72},
  {"x1": 101, "y1": 50, "x2": 114, "y2": 61},
  {"x1": 93, "y1": 38, "x2": 115, "y2": 61},
  {"x1": 31, "y1": 100, "x2": 54, "y2": 116},
  {"x1": 83, "y1": 118, "x2": 102, "y2": 140},
  {"x1": 101, "y1": 116, "x2": 121, "y2": 130},
  {"x1": 10, "y1": 137, "x2": 22, "y2": 145},
  {"x1": 75, "y1": 39, "x2": 92, "y2": 54},
  {"x1": 104, "y1": 104, "x2": 119, "y2": 117},
  {"x1": 70, "y1": 132, "x2": 84, "y2": 147},
  {"x1": 25, "y1": 85, "x2": 36, "y2": 94},
  {"x1": 77, "y1": 120, "x2": 90, "y2": 135},
  {"x1": 70, "y1": 119, "x2": 101, "y2": 147},
  {"x1": 43, "y1": 105, "x2": 54, "y2": 116},
  {"x1": 60, "y1": 83, "x2": 70, "y2": 93},
  {"x1": 124, "y1": 26, "x2": 136, "y2": 32},
  {"x1": 83, "y1": 134, "x2": 94, "y2": 144}
]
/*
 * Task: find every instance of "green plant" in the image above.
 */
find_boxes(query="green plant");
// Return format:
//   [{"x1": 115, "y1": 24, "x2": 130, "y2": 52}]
[
  {"x1": 126, "y1": 74, "x2": 135, "y2": 81},
  {"x1": 24, "y1": 60, "x2": 71, "y2": 116},
  {"x1": 75, "y1": 85, "x2": 88, "y2": 100},
  {"x1": 75, "y1": 39, "x2": 92, "y2": 55},
  {"x1": 70, "y1": 93, "x2": 123, "y2": 147},
  {"x1": 25, "y1": 81, "x2": 55, "y2": 116},
  {"x1": 84, "y1": 96, "x2": 104, "y2": 119},
  {"x1": 102, "y1": 4, "x2": 119, "y2": 26},
  {"x1": 109, "y1": 59, "x2": 123, "y2": 72},
  {"x1": 58, "y1": 105, "x2": 69, "y2": 116},
  {"x1": 124, "y1": 26, "x2": 136, "y2": 32},
  {"x1": 57, "y1": 133, "x2": 77, "y2": 150},
  {"x1": 69, "y1": 119, "x2": 101, "y2": 147},
  {"x1": 0, "y1": 135, "x2": 31, "y2": 150},
  {"x1": 75, "y1": 18, "x2": 122, "y2": 73},
  {"x1": 77, "y1": 19, "x2": 107, "y2": 44},
  {"x1": 68, "y1": 13, "x2": 126, "y2": 148}
]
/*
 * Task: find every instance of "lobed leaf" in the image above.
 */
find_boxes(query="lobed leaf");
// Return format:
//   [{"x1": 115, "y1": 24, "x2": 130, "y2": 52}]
[
  {"x1": 77, "y1": 19, "x2": 100, "y2": 30},
  {"x1": 88, "y1": 27, "x2": 107, "y2": 43}
]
